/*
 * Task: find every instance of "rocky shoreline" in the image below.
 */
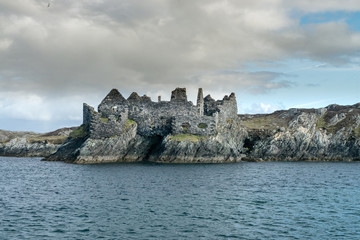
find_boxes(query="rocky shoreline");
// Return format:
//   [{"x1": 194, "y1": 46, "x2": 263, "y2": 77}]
[{"x1": 0, "y1": 128, "x2": 75, "y2": 157}]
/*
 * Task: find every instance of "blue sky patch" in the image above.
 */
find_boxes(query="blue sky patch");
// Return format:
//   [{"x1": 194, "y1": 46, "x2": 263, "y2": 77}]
[{"x1": 300, "y1": 11, "x2": 360, "y2": 31}]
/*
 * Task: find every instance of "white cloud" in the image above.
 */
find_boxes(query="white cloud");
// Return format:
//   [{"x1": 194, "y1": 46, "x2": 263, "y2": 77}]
[
  {"x1": 0, "y1": 91, "x2": 89, "y2": 122},
  {"x1": 243, "y1": 102, "x2": 284, "y2": 114},
  {"x1": 0, "y1": 92, "x2": 51, "y2": 121}
]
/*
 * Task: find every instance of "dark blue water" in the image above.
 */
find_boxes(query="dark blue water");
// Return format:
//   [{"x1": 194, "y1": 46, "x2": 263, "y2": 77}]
[{"x1": 1, "y1": 157, "x2": 360, "y2": 239}]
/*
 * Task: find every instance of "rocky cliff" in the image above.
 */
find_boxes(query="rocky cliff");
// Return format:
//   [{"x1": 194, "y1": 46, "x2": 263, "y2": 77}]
[
  {"x1": 45, "y1": 103, "x2": 360, "y2": 163},
  {"x1": 45, "y1": 120, "x2": 247, "y2": 163},
  {"x1": 241, "y1": 104, "x2": 360, "y2": 161}
]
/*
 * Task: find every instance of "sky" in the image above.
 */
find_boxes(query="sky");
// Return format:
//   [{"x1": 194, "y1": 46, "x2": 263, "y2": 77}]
[{"x1": 0, "y1": 0, "x2": 359, "y2": 132}]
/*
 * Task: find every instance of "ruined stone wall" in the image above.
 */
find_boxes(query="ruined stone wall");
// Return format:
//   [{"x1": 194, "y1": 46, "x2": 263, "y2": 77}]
[
  {"x1": 83, "y1": 103, "x2": 128, "y2": 139},
  {"x1": 127, "y1": 100, "x2": 197, "y2": 136},
  {"x1": 204, "y1": 95, "x2": 218, "y2": 116},
  {"x1": 98, "y1": 102, "x2": 129, "y2": 119},
  {"x1": 172, "y1": 115, "x2": 218, "y2": 136},
  {"x1": 83, "y1": 103, "x2": 96, "y2": 125},
  {"x1": 197, "y1": 88, "x2": 204, "y2": 116},
  {"x1": 204, "y1": 93, "x2": 237, "y2": 123},
  {"x1": 217, "y1": 93, "x2": 238, "y2": 123},
  {"x1": 90, "y1": 116, "x2": 127, "y2": 139}
]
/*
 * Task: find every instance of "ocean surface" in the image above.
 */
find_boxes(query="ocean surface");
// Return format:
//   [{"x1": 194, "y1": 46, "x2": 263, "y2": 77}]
[{"x1": 1, "y1": 157, "x2": 360, "y2": 239}]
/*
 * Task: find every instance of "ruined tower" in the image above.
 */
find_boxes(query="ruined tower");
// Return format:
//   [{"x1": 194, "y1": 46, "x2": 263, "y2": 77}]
[
  {"x1": 170, "y1": 88, "x2": 187, "y2": 102},
  {"x1": 196, "y1": 88, "x2": 204, "y2": 116}
]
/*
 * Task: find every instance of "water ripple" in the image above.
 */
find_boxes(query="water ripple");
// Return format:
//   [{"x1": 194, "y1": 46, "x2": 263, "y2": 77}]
[{"x1": 1, "y1": 158, "x2": 360, "y2": 239}]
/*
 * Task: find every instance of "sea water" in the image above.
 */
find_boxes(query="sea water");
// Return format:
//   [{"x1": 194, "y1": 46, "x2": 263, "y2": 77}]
[{"x1": 1, "y1": 157, "x2": 360, "y2": 239}]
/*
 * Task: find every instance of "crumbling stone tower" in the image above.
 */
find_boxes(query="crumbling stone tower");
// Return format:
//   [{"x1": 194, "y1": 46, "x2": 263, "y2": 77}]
[
  {"x1": 197, "y1": 88, "x2": 204, "y2": 116},
  {"x1": 171, "y1": 88, "x2": 187, "y2": 102}
]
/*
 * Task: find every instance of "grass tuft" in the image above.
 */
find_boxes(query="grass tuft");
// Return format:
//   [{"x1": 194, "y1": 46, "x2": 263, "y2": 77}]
[
  {"x1": 316, "y1": 115, "x2": 327, "y2": 129},
  {"x1": 169, "y1": 134, "x2": 207, "y2": 142},
  {"x1": 100, "y1": 117, "x2": 109, "y2": 123},
  {"x1": 241, "y1": 115, "x2": 286, "y2": 130}
]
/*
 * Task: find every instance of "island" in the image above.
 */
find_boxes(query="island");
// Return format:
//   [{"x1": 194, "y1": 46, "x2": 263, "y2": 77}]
[{"x1": 1, "y1": 87, "x2": 359, "y2": 163}]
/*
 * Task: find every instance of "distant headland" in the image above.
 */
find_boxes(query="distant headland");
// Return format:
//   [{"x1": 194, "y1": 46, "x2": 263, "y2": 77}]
[{"x1": 1, "y1": 87, "x2": 360, "y2": 163}]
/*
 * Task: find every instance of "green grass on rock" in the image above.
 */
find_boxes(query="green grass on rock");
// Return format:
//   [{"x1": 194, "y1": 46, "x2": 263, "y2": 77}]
[{"x1": 169, "y1": 134, "x2": 207, "y2": 142}]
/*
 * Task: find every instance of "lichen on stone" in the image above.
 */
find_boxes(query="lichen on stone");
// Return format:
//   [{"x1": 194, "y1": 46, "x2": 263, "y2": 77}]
[{"x1": 124, "y1": 119, "x2": 136, "y2": 130}]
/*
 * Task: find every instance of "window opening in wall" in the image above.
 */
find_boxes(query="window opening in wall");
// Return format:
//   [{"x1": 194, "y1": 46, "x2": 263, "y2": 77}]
[
  {"x1": 181, "y1": 122, "x2": 190, "y2": 131},
  {"x1": 198, "y1": 123, "x2": 208, "y2": 129}
]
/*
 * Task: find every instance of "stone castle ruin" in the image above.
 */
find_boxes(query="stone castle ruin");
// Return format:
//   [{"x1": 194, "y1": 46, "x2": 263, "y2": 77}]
[{"x1": 83, "y1": 88, "x2": 237, "y2": 139}]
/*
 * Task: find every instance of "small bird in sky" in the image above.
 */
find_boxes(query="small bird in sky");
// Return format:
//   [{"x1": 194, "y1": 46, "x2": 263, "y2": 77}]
[{"x1": 48, "y1": 2, "x2": 51, "y2": 8}]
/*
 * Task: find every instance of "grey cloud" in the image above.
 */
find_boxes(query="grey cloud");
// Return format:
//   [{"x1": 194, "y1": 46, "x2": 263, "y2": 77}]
[
  {"x1": 0, "y1": 1, "x2": 359, "y2": 102},
  {"x1": 274, "y1": 22, "x2": 360, "y2": 64},
  {"x1": 194, "y1": 71, "x2": 294, "y2": 95}
]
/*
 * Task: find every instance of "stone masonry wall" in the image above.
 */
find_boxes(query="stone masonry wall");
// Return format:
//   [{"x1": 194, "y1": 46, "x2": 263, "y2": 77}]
[
  {"x1": 204, "y1": 93, "x2": 237, "y2": 123},
  {"x1": 83, "y1": 103, "x2": 128, "y2": 139},
  {"x1": 127, "y1": 100, "x2": 196, "y2": 136},
  {"x1": 83, "y1": 103, "x2": 96, "y2": 125},
  {"x1": 172, "y1": 115, "x2": 218, "y2": 136},
  {"x1": 217, "y1": 93, "x2": 238, "y2": 123}
]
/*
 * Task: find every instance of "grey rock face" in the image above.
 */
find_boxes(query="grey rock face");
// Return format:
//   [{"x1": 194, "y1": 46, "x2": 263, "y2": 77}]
[
  {"x1": 149, "y1": 120, "x2": 247, "y2": 163},
  {"x1": 0, "y1": 128, "x2": 75, "y2": 157},
  {"x1": 242, "y1": 105, "x2": 360, "y2": 161},
  {"x1": 0, "y1": 137, "x2": 59, "y2": 157},
  {"x1": 75, "y1": 122, "x2": 138, "y2": 163}
]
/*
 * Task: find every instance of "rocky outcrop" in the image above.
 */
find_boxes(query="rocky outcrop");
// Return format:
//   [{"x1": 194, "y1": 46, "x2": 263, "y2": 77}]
[
  {"x1": 240, "y1": 104, "x2": 360, "y2": 161},
  {"x1": 0, "y1": 128, "x2": 75, "y2": 157},
  {"x1": 149, "y1": 121, "x2": 247, "y2": 163},
  {"x1": 46, "y1": 119, "x2": 246, "y2": 164}
]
